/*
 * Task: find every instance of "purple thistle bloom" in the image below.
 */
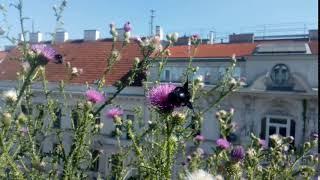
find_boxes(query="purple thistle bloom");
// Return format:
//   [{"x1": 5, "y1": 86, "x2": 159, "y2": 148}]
[
  {"x1": 195, "y1": 135, "x2": 205, "y2": 142},
  {"x1": 216, "y1": 138, "x2": 230, "y2": 149},
  {"x1": 106, "y1": 107, "x2": 124, "y2": 119},
  {"x1": 231, "y1": 146, "x2": 245, "y2": 161},
  {"x1": 31, "y1": 44, "x2": 63, "y2": 64},
  {"x1": 259, "y1": 139, "x2": 267, "y2": 149},
  {"x1": 123, "y1": 22, "x2": 131, "y2": 32},
  {"x1": 310, "y1": 132, "x2": 318, "y2": 140},
  {"x1": 85, "y1": 89, "x2": 105, "y2": 103},
  {"x1": 147, "y1": 84, "x2": 176, "y2": 112},
  {"x1": 19, "y1": 127, "x2": 29, "y2": 136}
]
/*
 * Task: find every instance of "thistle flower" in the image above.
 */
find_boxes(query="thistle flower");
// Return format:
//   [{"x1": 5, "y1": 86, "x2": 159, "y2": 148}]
[
  {"x1": 147, "y1": 84, "x2": 176, "y2": 112},
  {"x1": 231, "y1": 54, "x2": 237, "y2": 63},
  {"x1": 231, "y1": 146, "x2": 245, "y2": 161},
  {"x1": 186, "y1": 169, "x2": 214, "y2": 180},
  {"x1": 195, "y1": 135, "x2": 205, "y2": 142},
  {"x1": 269, "y1": 134, "x2": 283, "y2": 145},
  {"x1": 310, "y1": 132, "x2": 318, "y2": 140},
  {"x1": 71, "y1": 67, "x2": 83, "y2": 77},
  {"x1": 216, "y1": 138, "x2": 230, "y2": 149},
  {"x1": 31, "y1": 44, "x2": 63, "y2": 64},
  {"x1": 2, "y1": 89, "x2": 17, "y2": 103},
  {"x1": 123, "y1": 21, "x2": 131, "y2": 32},
  {"x1": 259, "y1": 139, "x2": 267, "y2": 149},
  {"x1": 246, "y1": 148, "x2": 256, "y2": 158},
  {"x1": 21, "y1": 61, "x2": 30, "y2": 72},
  {"x1": 191, "y1": 34, "x2": 200, "y2": 41},
  {"x1": 106, "y1": 107, "x2": 123, "y2": 119},
  {"x1": 171, "y1": 32, "x2": 179, "y2": 42},
  {"x1": 85, "y1": 89, "x2": 105, "y2": 103},
  {"x1": 19, "y1": 127, "x2": 29, "y2": 136}
]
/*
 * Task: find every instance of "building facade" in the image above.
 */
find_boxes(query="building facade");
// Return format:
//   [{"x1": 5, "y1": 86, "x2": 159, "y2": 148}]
[{"x1": 0, "y1": 32, "x2": 318, "y2": 178}]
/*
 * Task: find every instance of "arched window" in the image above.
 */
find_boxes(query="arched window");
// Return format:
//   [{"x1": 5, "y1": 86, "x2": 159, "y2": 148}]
[{"x1": 270, "y1": 64, "x2": 290, "y2": 85}]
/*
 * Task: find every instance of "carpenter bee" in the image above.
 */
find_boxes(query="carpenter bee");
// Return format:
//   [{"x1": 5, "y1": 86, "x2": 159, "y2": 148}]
[
  {"x1": 54, "y1": 54, "x2": 64, "y2": 64},
  {"x1": 168, "y1": 78, "x2": 194, "y2": 111}
]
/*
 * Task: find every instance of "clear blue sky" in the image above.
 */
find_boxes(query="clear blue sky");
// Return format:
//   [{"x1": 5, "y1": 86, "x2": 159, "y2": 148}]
[{"x1": 0, "y1": 0, "x2": 318, "y2": 46}]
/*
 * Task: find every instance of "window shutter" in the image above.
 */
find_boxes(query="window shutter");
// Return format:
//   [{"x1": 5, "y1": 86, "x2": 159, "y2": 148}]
[{"x1": 260, "y1": 117, "x2": 266, "y2": 139}]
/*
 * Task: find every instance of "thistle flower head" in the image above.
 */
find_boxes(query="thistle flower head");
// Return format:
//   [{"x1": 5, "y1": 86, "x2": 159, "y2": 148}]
[
  {"x1": 216, "y1": 138, "x2": 230, "y2": 149},
  {"x1": 19, "y1": 127, "x2": 29, "y2": 136},
  {"x1": 195, "y1": 135, "x2": 205, "y2": 142},
  {"x1": 106, "y1": 107, "x2": 123, "y2": 119},
  {"x1": 186, "y1": 169, "x2": 214, "y2": 180},
  {"x1": 259, "y1": 139, "x2": 267, "y2": 149},
  {"x1": 231, "y1": 146, "x2": 245, "y2": 161},
  {"x1": 2, "y1": 89, "x2": 17, "y2": 103},
  {"x1": 123, "y1": 21, "x2": 131, "y2": 32},
  {"x1": 85, "y1": 89, "x2": 105, "y2": 103},
  {"x1": 31, "y1": 44, "x2": 63, "y2": 64},
  {"x1": 147, "y1": 84, "x2": 176, "y2": 112}
]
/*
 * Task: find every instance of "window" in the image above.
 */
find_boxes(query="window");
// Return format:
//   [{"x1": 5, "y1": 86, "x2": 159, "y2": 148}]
[
  {"x1": 260, "y1": 116, "x2": 295, "y2": 146},
  {"x1": 218, "y1": 67, "x2": 226, "y2": 80},
  {"x1": 204, "y1": 71, "x2": 211, "y2": 84},
  {"x1": 126, "y1": 114, "x2": 135, "y2": 121},
  {"x1": 90, "y1": 150, "x2": 100, "y2": 172},
  {"x1": 165, "y1": 70, "x2": 170, "y2": 82},
  {"x1": 270, "y1": 64, "x2": 289, "y2": 85},
  {"x1": 53, "y1": 108, "x2": 62, "y2": 128},
  {"x1": 233, "y1": 67, "x2": 241, "y2": 79}
]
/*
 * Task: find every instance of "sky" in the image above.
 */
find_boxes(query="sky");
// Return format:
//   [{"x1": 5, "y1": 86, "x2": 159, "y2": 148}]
[{"x1": 0, "y1": 0, "x2": 318, "y2": 47}]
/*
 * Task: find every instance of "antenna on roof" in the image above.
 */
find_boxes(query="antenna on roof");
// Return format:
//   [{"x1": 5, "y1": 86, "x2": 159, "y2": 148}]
[
  {"x1": 150, "y1": 9, "x2": 155, "y2": 36},
  {"x1": 32, "y1": 19, "x2": 35, "y2": 33}
]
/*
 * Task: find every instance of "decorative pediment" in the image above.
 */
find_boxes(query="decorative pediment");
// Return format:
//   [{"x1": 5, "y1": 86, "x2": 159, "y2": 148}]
[{"x1": 249, "y1": 71, "x2": 312, "y2": 93}]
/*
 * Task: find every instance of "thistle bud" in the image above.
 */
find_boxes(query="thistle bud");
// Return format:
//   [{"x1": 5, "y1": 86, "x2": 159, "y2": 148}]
[
  {"x1": 164, "y1": 49, "x2": 171, "y2": 56},
  {"x1": 172, "y1": 112, "x2": 186, "y2": 125},
  {"x1": 2, "y1": 89, "x2": 18, "y2": 104},
  {"x1": 114, "y1": 116, "x2": 122, "y2": 125},
  {"x1": 284, "y1": 136, "x2": 294, "y2": 143},
  {"x1": 303, "y1": 142, "x2": 311, "y2": 149},
  {"x1": 18, "y1": 113, "x2": 27, "y2": 125},
  {"x1": 134, "y1": 57, "x2": 140, "y2": 65},
  {"x1": 171, "y1": 32, "x2": 179, "y2": 43},
  {"x1": 115, "y1": 127, "x2": 122, "y2": 136},
  {"x1": 2, "y1": 112, "x2": 12, "y2": 127},
  {"x1": 166, "y1": 34, "x2": 172, "y2": 41},
  {"x1": 127, "y1": 120, "x2": 132, "y2": 126}
]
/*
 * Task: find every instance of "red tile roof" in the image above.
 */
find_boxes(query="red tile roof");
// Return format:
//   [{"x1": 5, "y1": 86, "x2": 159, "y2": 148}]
[
  {"x1": 308, "y1": 41, "x2": 318, "y2": 54},
  {"x1": 1, "y1": 41, "x2": 143, "y2": 85},
  {"x1": 0, "y1": 51, "x2": 21, "y2": 81},
  {"x1": 167, "y1": 43, "x2": 257, "y2": 59}
]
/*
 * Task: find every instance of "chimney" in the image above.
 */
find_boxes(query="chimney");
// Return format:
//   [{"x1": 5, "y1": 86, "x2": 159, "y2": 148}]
[
  {"x1": 55, "y1": 31, "x2": 69, "y2": 43},
  {"x1": 155, "y1": 26, "x2": 164, "y2": 40},
  {"x1": 229, "y1": 33, "x2": 254, "y2": 43},
  {"x1": 29, "y1": 32, "x2": 43, "y2": 43},
  {"x1": 18, "y1": 33, "x2": 25, "y2": 42},
  {"x1": 308, "y1": 29, "x2": 318, "y2": 40},
  {"x1": 209, "y1": 31, "x2": 215, "y2": 44},
  {"x1": 115, "y1": 28, "x2": 125, "y2": 41},
  {"x1": 84, "y1": 30, "x2": 100, "y2": 41}
]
